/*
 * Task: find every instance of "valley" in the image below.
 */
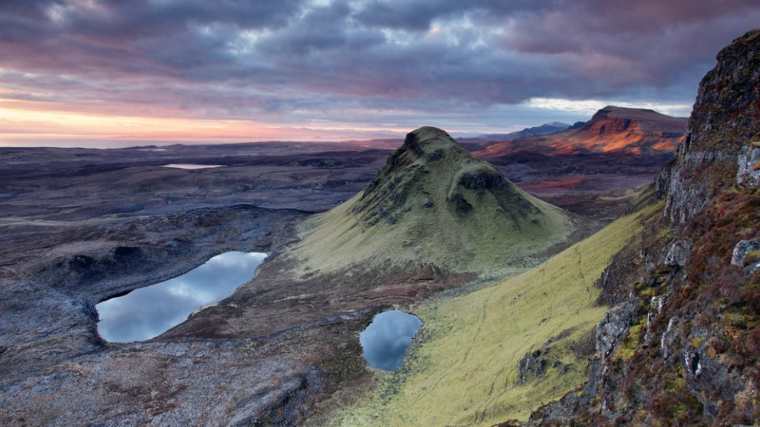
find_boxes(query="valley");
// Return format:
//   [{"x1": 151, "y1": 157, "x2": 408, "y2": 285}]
[
  {"x1": 0, "y1": 111, "x2": 675, "y2": 425},
  {"x1": 1, "y1": 29, "x2": 758, "y2": 423},
  {"x1": 1, "y1": 1, "x2": 759, "y2": 424}
]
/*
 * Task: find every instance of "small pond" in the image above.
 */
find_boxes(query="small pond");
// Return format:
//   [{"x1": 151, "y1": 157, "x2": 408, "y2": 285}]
[
  {"x1": 163, "y1": 163, "x2": 223, "y2": 170},
  {"x1": 360, "y1": 310, "x2": 422, "y2": 371},
  {"x1": 96, "y1": 251, "x2": 266, "y2": 343}
]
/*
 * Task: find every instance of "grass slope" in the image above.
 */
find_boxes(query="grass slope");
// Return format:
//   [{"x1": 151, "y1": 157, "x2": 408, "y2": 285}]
[
  {"x1": 291, "y1": 127, "x2": 572, "y2": 277},
  {"x1": 329, "y1": 202, "x2": 661, "y2": 426}
]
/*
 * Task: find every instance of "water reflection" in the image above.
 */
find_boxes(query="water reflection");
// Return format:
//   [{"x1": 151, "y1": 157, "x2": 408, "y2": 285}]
[
  {"x1": 163, "y1": 163, "x2": 223, "y2": 170},
  {"x1": 360, "y1": 310, "x2": 422, "y2": 371},
  {"x1": 96, "y1": 251, "x2": 266, "y2": 343}
]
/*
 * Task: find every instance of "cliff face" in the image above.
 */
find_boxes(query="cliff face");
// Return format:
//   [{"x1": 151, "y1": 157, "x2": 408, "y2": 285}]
[
  {"x1": 527, "y1": 29, "x2": 760, "y2": 426},
  {"x1": 665, "y1": 30, "x2": 760, "y2": 224}
]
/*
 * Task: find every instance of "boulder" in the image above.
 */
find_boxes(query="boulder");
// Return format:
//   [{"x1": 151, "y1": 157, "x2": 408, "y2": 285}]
[
  {"x1": 730, "y1": 239, "x2": 760, "y2": 271},
  {"x1": 736, "y1": 144, "x2": 760, "y2": 187}
]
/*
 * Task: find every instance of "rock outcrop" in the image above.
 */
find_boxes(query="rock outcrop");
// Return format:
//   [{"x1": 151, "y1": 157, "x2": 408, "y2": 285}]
[
  {"x1": 737, "y1": 142, "x2": 760, "y2": 187},
  {"x1": 526, "y1": 29, "x2": 760, "y2": 426},
  {"x1": 731, "y1": 239, "x2": 760, "y2": 273},
  {"x1": 664, "y1": 30, "x2": 760, "y2": 224}
]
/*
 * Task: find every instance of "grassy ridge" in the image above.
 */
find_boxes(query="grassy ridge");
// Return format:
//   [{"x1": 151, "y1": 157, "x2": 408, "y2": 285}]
[{"x1": 329, "y1": 202, "x2": 661, "y2": 426}]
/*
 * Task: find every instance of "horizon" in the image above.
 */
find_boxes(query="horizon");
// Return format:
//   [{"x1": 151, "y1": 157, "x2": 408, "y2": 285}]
[
  {"x1": 0, "y1": 103, "x2": 686, "y2": 150},
  {"x1": 1, "y1": 1, "x2": 757, "y2": 147},
  {"x1": 3, "y1": 20, "x2": 760, "y2": 426}
]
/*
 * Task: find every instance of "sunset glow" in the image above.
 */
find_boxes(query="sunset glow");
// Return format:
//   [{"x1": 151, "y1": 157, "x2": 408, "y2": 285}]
[
  {"x1": 0, "y1": 105, "x2": 401, "y2": 145},
  {"x1": 1, "y1": 1, "x2": 758, "y2": 146}
]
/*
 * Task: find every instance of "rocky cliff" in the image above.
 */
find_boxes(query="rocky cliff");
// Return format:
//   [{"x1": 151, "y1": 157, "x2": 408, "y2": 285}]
[{"x1": 526, "y1": 29, "x2": 760, "y2": 426}]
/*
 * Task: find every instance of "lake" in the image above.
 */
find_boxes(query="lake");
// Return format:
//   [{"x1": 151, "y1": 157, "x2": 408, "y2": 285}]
[
  {"x1": 96, "y1": 251, "x2": 266, "y2": 343},
  {"x1": 360, "y1": 310, "x2": 422, "y2": 371},
  {"x1": 163, "y1": 163, "x2": 223, "y2": 170}
]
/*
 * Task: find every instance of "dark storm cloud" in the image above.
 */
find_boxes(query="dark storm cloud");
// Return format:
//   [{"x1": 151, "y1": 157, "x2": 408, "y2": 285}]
[
  {"x1": 2, "y1": 0, "x2": 303, "y2": 34},
  {"x1": 502, "y1": 1, "x2": 760, "y2": 88},
  {"x1": 353, "y1": 0, "x2": 557, "y2": 30},
  {"x1": 1, "y1": 0, "x2": 758, "y2": 130},
  {"x1": 257, "y1": 1, "x2": 384, "y2": 55}
]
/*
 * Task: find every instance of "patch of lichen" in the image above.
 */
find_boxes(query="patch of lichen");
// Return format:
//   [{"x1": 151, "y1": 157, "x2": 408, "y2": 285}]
[
  {"x1": 744, "y1": 250, "x2": 760, "y2": 265},
  {"x1": 613, "y1": 318, "x2": 645, "y2": 361},
  {"x1": 690, "y1": 336, "x2": 705, "y2": 348},
  {"x1": 635, "y1": 280, "x2": 658, "y2": 299}
]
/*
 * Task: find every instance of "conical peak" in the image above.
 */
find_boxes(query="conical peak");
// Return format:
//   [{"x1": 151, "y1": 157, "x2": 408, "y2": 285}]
[
  {"x1": 356, "y1": 125, "x2": 545, "y2": 227},
  {"x1": 402, "y1": 126, "x2": 460, "y2": 156},
  {"x1": 378, "y1": 126, "x2": 468, "y2": 176},
  {"x1": 407, "y1": 126, "x2": 453, "y2": 143},
  {"x1": 292, "y1": 126, "x2": 573, "y2": 276}
]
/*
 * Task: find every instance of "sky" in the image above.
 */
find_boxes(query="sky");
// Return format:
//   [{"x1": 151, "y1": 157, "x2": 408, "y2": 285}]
[{"x1": 1, "y1": 0, "x2": 759, "y2": 147}]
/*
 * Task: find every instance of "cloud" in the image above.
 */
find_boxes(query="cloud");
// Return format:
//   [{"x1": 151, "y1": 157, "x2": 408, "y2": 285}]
[
  {"x1": 0, "y1": 0, "x2": 758, "y2": 142},
  {"x1": 525, "y1": 98, "x2": 693, "y2": 118},
  {"x1": 360, "y1": 310, "x2": 422, "y2": 370},
  {"x1": 352, "y1": 0, "x2": 556, "y2": 31}
]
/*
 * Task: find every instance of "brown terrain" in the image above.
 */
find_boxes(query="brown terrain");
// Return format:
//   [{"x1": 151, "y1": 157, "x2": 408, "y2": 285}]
[
  {"x1": 477, "y1": 106, "x2": 688, "y2": 158},
  {"x1": 0, "y1": 15, "x2": 756, "y2": 425},
  {"x1": 475, "y1": 106, "x2": 688, "y2": 219}
]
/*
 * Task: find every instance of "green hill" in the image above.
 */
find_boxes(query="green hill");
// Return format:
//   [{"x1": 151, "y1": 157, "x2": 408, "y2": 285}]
[
  {"x1": 289, "y1": 127, "x2": 573, "y2": 277},
  {"x1": 329, "y1": 201, "x2": 661, "y2": 426}
]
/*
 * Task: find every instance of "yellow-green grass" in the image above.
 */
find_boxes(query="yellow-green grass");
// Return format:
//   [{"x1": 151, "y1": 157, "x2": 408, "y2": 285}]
[
  {"x1": 329, "y1": 202, "x2": 661, "y2": 427},
  {"x1": 291, "y1": 190, "x2": 569, "y2": 278},
  {"x1": 290, "y1": 128, "x2": 573, "y2": 278}
]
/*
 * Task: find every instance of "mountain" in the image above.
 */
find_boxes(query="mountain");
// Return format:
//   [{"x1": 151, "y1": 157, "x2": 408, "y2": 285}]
[
  {"x1": 476, "y1": 106, "x2": 688, "y2": 158},
  {"x1": 332, "y1": 29, "x2": 760, "y2": 427},
  {"x1": 475, "y1": 122, "x2": 571, "y2": 142},
  {"x1": 289, "y1": 126, "x2": 573, "y2": 277}
]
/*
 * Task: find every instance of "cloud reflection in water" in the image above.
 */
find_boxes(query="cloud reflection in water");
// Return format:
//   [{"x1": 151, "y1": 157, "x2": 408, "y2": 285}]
[
  {"x1": 360, "y1": 310, "x2": 422, "y2": 371},
  {"x1": 96, "y1": 251, "x2": 266, "y2": 343}
]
